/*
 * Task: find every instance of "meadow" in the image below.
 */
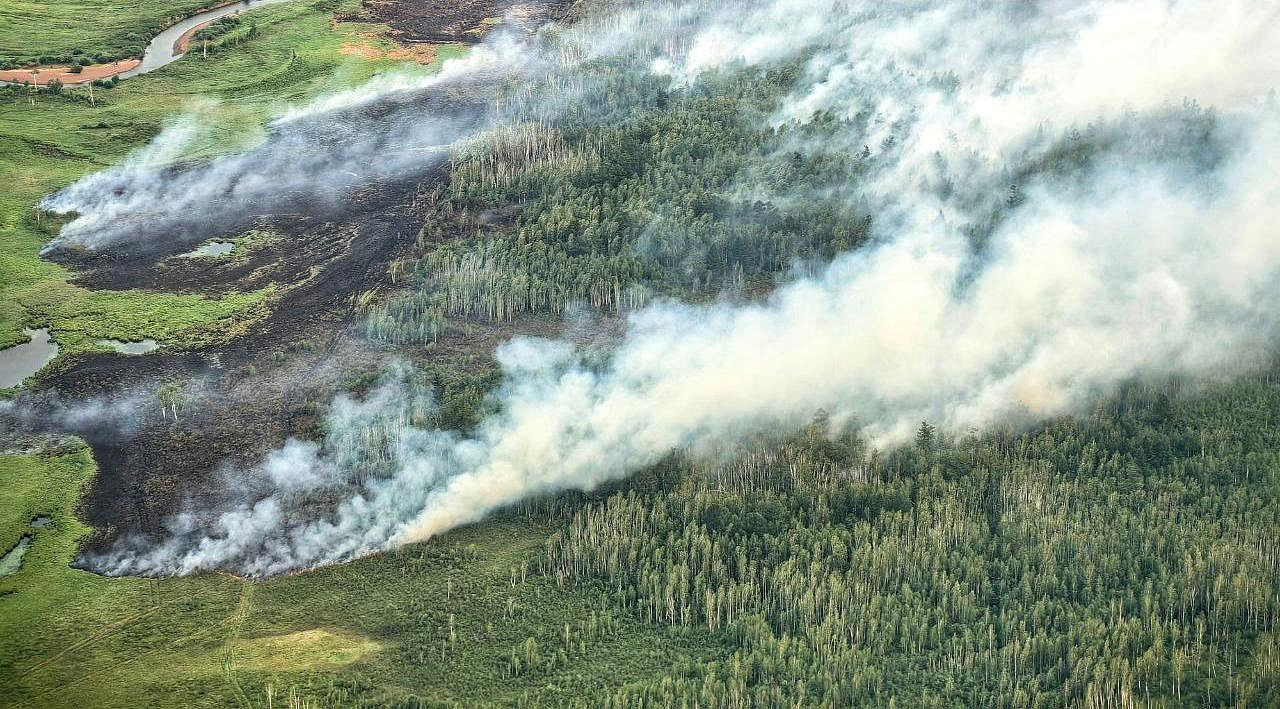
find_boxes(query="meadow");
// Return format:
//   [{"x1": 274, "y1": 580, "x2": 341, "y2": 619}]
[
  {"x1": 0, "y1": 0, "x2": 258, "y2": 66},
  {"x1": 0, "y1": 449, "x2": 720, "y2": 707},
  {"x1": 0, "y1": 0, "x2": 464, "y2": 356}
]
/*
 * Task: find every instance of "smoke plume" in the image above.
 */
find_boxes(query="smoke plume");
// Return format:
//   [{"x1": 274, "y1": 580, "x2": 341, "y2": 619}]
[
  {"x1": 39, "y1": 17, "x2": 550, "y2": 253},
  {"x1": 76, "y1": 0, "x2": 1280, "y2": 575}
]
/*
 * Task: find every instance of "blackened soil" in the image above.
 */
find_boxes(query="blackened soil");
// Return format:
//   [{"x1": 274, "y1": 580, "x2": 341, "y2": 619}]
[
  {"x1": 341, "y1": 0, "x2": 574, "y2": 45},
  {"x1": 34, "y1": 173, "x2": 429, "y2": 552},
  {"x1": 53, "y1": 178, "x2": 430, "y2": 296},
  {"x1": 29, "y1": 166, "x2": 609, "y2": 554},
  {"x1": 4, "y1": 1, "x2": 596, "y2": 558}
]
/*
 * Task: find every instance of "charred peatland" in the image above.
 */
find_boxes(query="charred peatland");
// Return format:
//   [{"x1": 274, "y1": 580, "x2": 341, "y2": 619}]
[{"x1": 340, "y1": 0, "x2": 575, "y2": 45}]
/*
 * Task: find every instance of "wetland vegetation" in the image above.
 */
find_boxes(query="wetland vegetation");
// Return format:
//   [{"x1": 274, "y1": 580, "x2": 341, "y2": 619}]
[{"x1": 2, "y1": 1, "x2": 1278, "y2": 707}]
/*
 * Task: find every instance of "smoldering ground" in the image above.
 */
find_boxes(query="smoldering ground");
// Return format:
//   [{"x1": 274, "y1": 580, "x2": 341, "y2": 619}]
[
  {"x1": 0, "y1": 391, "x2": 147, "y2": 439},
  {"x1": 67, "y1": 0, "x2": 1280, "y2": 575},
  {"x1": 39, "y1": 17, "x2": 555, "y2": 256}
]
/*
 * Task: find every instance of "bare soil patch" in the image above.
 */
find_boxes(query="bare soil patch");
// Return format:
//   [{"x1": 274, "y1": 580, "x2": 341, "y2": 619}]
[
  {"x1": 340, "y1": 0, "x2": 571, "y2": 45},
  {"x1": 340, "y1": 41, "x2": 442, "y2": 63},
  {"x1": 0, "y1": 59, "x2": 140, "y2": 86}
]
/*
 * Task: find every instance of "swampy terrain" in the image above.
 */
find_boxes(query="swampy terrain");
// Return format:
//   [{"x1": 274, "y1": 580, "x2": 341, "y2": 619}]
[
  {"x1": 2, "y1": 2, "x2": 615, "y2": 705},
  {"x1": 3, "y1": 0, "x2": 1280, "y2": 707}
]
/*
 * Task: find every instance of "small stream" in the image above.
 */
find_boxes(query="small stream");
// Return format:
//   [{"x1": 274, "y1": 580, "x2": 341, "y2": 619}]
[
  {"x1": 0, "y1": 328, "x2": 59, "y2": 389},
  {"x1": 119, "y1": 0, "x2": 297, "y2": 79}
]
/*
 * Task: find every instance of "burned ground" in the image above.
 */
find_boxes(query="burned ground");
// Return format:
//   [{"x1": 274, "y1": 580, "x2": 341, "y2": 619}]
[
  {"x1": 42, "y1": 80, "x2": 492, "y2": 256},
  {"x1": 340, "y1": 0, "x2": 576, "y2": 45},
  {"x1": 36, "y1": 176, "x2": 422, "y2": 551},
  {"x1": 6, "y1": 2, "x2": 594, "y2": 560},
  {"x1": 23, "y1": 164, "x2": 605, "y2": 555}
]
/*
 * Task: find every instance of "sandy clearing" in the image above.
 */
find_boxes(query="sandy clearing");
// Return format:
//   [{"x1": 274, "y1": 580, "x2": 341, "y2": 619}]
[
  {"x1": 338, "y1": 41, "x2": 439, "y2": 64},
  {"x1": 0, "y1": 59, "x2": 141, "y2": 86}
]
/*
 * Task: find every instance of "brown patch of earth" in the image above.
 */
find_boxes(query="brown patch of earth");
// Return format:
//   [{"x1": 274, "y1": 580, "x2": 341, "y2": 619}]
[
  {"x1": 175, "y1": 21, "x2": 216, "y2": 55},
  {"x1": 387, "y1": 44, "x2": 441, "y2": 63},
  {"x1": 0, "y1": 59, "x2": 141, "y2": 86},
  {"x1": 340, "y1": 0, "x2": 572, "y2": 45},
  {"x1": 340, "y1": 42, "x2": 386, "y2": 59},
  {"x1": 340, "y1": 41, "x2": 441, "y2": 64}
]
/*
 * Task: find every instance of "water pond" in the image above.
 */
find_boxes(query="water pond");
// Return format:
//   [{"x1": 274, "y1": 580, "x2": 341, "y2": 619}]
[
  {"x1": 0, "y1": 328, "x2": 59, "y2": 388},
  {"x1": 182, "y1": 240, "x2": 235, "y2": 258},
  {"x1": 0, "y1": 537, "x2": 32, "y2": 577},
  {"x1": 0, "y1": 519, "x2": 53, "y2": 577},
  {"x1": 97, "y1": 338, "x2": 161, "y2": 354}
]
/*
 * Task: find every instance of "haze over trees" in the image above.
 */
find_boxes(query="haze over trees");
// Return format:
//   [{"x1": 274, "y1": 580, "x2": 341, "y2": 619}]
[{"x1": 4, "y1": 0, "x2": 1279, "y2": 706}]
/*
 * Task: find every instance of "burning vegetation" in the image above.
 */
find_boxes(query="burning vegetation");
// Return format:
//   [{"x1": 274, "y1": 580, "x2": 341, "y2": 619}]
[{"x1": 4, "y1": 0, "x2": 1280, "y2": 706}]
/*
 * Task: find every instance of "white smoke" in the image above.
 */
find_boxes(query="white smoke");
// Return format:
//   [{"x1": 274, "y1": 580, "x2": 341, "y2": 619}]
[
  {"x1": 88, "y1": 0, "x2": 1280, "y2": 575},
  {"x1": 273, "y1": 27, "x2": 540, "y2": 123},
  {"x1": 38, "y1": 19, "x2": 551, "y2": 253}
]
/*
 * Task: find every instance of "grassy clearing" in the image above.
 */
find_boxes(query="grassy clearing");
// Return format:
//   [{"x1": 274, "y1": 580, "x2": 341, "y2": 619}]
[
  {"x1": 0, "y1": 6, "x2": 704, "y2": 705},
  {"x1": 0, "y1": 450, "x2": 720, "y2": 707},
  {"x1": 0, "y1": 0, "x2": 242, "y2": 66},
  {"x1": 0, "y1": 0, "x2": 464, "y2": 356}
]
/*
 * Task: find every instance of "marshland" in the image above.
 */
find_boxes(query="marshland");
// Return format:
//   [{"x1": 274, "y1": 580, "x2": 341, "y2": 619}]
[{"x1": 2, "y1": 0, "x2": 1279, "y2": 706}]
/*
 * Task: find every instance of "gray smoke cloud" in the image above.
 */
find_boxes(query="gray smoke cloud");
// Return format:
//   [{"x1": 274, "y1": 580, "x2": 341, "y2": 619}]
[
  {"x1": 83, "y1": 0, "x2": 1280, "y2": 575},
  {"x1": 0, "y1": 390, "x2": 147, "y2": 436},
  {"x1": 38, "y1": 15, "x2": 553, "y2": 253}
]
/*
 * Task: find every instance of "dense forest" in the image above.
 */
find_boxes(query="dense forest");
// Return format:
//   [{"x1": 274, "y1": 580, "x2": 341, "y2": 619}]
[
  {"x1": 542, "y1": 374, "x2": 1280, "y2": 706},
  {"x1": 6, "y1": 0, "x2": 1274, "y2": 705},
  {"x1": 332, "y1": 30, "x2": 1280, "y2": 706},
  {"x1": 359, "y1": 58, "x2": 877, "y2": 345},
  {"x1": 275, "y1": 369, "x2": 1280, "y2": 707}
]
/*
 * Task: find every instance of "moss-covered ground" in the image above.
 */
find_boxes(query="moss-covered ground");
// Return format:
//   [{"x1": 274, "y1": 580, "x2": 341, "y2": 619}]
[
  {"x1": 0, "y1": 0, "x2": 465, "y2": 356},
  {"x1": 0, "y1": 449, "x2": 719, "y2": 707}
]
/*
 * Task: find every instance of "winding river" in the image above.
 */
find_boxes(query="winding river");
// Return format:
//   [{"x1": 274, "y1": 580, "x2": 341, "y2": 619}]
[
  {"x1": 0, "y1": 0, "x2": 295, "y2": 85},
  {"x1": 118, "y1": 0, "x2": 296, "y2": 80}
]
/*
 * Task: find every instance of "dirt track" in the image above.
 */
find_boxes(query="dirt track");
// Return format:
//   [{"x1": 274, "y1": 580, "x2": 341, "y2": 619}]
[{"x1": 0, "y1": 60, "x2": 140, "y2": 86}]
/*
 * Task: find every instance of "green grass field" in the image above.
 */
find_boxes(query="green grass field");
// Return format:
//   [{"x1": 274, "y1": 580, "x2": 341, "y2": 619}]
[
  {"x1": 0, "y1": 450, "x2": 719, "y2": 707},
  {"x1": 0, "y1": 6, "x2": 697, "y2": 705},
  {"x1": 0, "y1": 0, "x2": 249, "y2": 66},
  {"x1": 0, "y1": 0, "x2": 465, "y2": 357}
]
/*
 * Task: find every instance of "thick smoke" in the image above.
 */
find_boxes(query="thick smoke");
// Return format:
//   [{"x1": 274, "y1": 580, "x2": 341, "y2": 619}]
[
  {"x1": 84, "y1": 0, "x2": 1280, "y2": 575},
  {"x1": 39, "y1": 17, "x2": 550, "y2": 253},
  {"x1": 0, "y1": 390, "x2": 146, "y2": 436}
]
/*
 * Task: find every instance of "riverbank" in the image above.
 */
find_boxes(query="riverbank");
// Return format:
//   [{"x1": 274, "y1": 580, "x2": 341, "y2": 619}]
[
  {"x1": 0, "y1": 0, "x2": 296, "y2": 86},
  {"x1": 0, "y1": 0, "x2": 449, "y2": 359},
  {"x1": 0, "y1": 59, "x2": 140, "y2": 86}
]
